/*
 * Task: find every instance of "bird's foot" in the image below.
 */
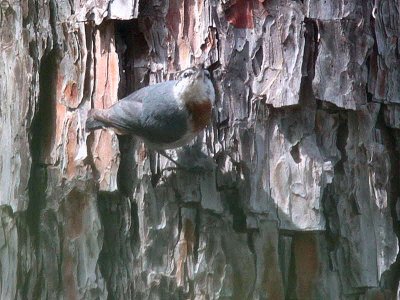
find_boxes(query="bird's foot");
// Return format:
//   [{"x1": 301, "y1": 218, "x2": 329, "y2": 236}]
[
  {"x1": 157, "y1": 150, "x2": 187, "y2": 169},
  {"x1": 157, "y1": 150, "x2": 215, "y2": 173}
]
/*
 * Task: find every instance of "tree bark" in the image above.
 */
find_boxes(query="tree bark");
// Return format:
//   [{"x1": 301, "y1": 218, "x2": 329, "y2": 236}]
[{"x1": 1, "y1": 0, "x2": 399, "y2": 299}]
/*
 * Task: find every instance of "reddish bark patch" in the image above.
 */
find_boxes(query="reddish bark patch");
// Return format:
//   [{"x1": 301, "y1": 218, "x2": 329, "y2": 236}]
[
  {"x1": 225, "y1": 0, "x2": 254, "y2": 29},
  {"x1": 43, "y1": 100, "x2": 66, "y2": 165},
  {"x1": 183, "y1": 218, "x2": 195, "y2": 247},
  {"x1": 93, "y1": 22, "x2": 119, "y2": 110},
  {"x1": 200, "y1": 27, "x2": 218, "y2": 52},
  {"x1": 66, "y1": 115, "x2": 78, "y2": 179},
  {"x1": 176, "y1": 218, "x2": 195, "y2": 286},
  {"x1": 262, "y1": 237, "x2": 285, "y2": 298},
  {"x1": 63, "y1": 80, "x2": 78, "y2": 107},
  {"x1": 62, "y1": 189, "x2": 86, "y2": 300},
  {"x1": 364, "y1": 288, "x2": 393, "y2": 300},
  {"x1": 166, "y1": 0, "x2": 182, "y2": 40},
  {"x1": 183, "y1": 0, "x2": 197, "y2": 49},
  {"x1": 293, "y1": 233, "x2": 319, "y2": 299},
  {"x1": 186, "y1": 100, "x2": 212, "y2": 132},
  {"x1": 65, "y1": 188, "x2": 88, "y2": 238},
  {"x1": 91, "y1": 129, "x2": 120, "y2": 190},
  {"x1": 63, "y1": 251, "x2": 78, "y2": 300}
]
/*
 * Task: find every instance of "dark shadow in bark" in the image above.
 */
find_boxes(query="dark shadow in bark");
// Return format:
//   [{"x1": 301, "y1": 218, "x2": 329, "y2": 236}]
[
  {"x1": 114, "y1": 19, "x2": 149, "y2": 196},
  {"x1": 376, "y1": 108, "x2": 400, "y2": 295},
  {"x1": 97, "y1": 192, "x2": 139, "y2": 300},
  {"x1": 26, "y1": 48, "x2": 59, "y2": 299},
  {"x1": 27, "y1": 49, "x2": 58, "y2": 243}
]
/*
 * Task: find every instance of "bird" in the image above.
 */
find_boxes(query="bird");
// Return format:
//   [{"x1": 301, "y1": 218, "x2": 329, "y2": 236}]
[{"x1": 86, "y1": 66, "x2": 215, "y2": 165}]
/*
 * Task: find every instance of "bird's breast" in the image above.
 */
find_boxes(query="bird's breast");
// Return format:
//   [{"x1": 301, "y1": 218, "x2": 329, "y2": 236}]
[{"x1": 185, "y1": 100, "x2": 212, "y2": 132}]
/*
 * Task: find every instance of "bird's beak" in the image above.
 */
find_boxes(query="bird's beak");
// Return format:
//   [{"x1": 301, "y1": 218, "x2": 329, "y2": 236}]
[{"x1": 196, "y1": 69, "x2": 205, "y2": 80}]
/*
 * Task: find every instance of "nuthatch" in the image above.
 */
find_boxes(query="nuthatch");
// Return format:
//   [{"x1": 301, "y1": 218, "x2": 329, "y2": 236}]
[{"x1": 86, "y1": 66, "x2": 215, "y2": 154}]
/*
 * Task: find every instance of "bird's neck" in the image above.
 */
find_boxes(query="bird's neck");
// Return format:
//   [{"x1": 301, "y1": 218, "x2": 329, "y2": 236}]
[{"x1": 173, "y1": 79, "x2": 213, "y2": 131}]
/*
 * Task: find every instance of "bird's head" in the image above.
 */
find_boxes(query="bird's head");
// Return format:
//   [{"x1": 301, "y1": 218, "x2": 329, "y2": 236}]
[{"x1": 174, "y1": 66, "x2": 215, "y2": 105}]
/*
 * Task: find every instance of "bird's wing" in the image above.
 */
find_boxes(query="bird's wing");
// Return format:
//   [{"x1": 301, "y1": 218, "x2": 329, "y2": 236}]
[
  {"x1": 95, "y1": 84, "x2": 154, "y2": 133},
  {"x1": 140, "y1": 89, "x2": 189, "y2": 144},
  {"x1": 100, "y1": 81, "x2": 188, "y2": 144},
  {"x1": 101, "y1": 99, "x2": 143, "y2": 133}
]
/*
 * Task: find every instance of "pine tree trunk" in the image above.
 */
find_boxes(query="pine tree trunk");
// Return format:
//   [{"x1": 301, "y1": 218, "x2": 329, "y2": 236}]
[{"x1": 1, "y1": 0, "x2": 399, "y2": 299}]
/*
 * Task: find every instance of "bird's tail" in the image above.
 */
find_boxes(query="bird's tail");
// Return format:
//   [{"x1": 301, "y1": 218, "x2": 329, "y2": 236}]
[{"x1": 86, "y1": 109, "x2": 106, "y2": 131}]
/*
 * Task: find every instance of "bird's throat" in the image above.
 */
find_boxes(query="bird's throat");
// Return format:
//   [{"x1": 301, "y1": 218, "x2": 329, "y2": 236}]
[{"x1": 185, "y1": 100, "x2": 212, "y2": 132}]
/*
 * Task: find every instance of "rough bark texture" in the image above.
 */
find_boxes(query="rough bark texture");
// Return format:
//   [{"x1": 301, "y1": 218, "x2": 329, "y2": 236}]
[{"x1": 1, "y1": 0, "x2": 400, "y2": 299}]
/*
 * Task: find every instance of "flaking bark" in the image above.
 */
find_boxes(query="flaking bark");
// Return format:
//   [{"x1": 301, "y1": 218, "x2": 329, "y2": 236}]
[{"x1": 1, "y1": 0, "x2": 399, "y2": 299}]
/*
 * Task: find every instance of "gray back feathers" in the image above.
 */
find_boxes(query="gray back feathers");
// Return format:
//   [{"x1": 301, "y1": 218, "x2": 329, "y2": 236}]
[{"x1": 89, "y1": 80, "x2": 188, "y2": 144}]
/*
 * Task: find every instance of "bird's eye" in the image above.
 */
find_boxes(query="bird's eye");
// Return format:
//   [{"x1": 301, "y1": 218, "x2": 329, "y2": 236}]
[{"x1": 183, "y1": 72, "x2": 191, "y2": 78}]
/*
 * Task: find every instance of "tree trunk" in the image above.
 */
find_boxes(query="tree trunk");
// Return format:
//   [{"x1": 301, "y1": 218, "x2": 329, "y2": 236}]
[{"x1": 1, "y1": 0, "x2": 399, "y2": 299}]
